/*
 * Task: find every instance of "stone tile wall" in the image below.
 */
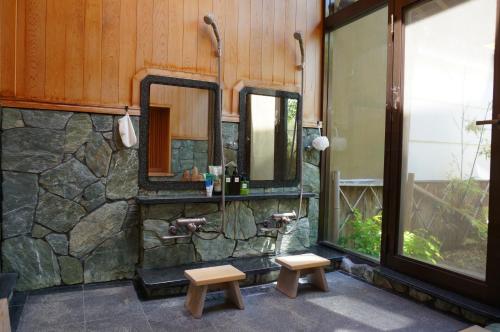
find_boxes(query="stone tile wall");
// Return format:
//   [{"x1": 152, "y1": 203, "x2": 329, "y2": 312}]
[
  {"x1": 1, "y1": 108, "x2": 139, "y2": 290},
  {"x1": 0, "y1": 108, "x2": 322, "y2": 290}
]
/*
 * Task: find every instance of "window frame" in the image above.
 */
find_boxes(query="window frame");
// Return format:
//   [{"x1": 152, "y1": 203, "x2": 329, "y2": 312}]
[{"x1": 321, "y1": 0, "x2": 500, "y2": 306}]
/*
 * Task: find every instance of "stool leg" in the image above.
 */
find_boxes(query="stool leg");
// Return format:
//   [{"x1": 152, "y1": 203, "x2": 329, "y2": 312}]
[
  {"x1": 309, "y1": 267, "x2": 328, "y2": 292},
  {"x1": 0, "y1": 298, "x2": 10, "y2": 332},
  {"x1": 225, "y1": 281, "x2": 244, "y2": 310},
  {"x1": 276, "y1": 267, "x2": 300, "y2": 298},
  {"x1": 185, "y1": 284, "x2": 208, "y2": 318}
]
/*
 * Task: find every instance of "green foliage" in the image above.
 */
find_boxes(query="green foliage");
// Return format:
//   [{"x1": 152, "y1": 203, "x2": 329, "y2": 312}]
[
  {"x1": 338, "y1": 210, "x2": 382, "y2": 258},
  {"x1": 338, "y1": 209, "x2": 443, "y2": 264},
  {"x1": 403, "y1": 230, "x2": 442, "y2": 264}
]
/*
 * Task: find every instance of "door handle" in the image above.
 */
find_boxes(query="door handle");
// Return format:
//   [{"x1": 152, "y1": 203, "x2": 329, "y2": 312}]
[{"x1": 476, "y1": 117, "x2": 500, "y2": 126}]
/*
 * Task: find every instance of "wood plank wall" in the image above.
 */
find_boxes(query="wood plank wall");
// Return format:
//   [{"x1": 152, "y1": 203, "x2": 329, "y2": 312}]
[{"x1": 0, "y1": 0, "x2": 323, "y2": 126}]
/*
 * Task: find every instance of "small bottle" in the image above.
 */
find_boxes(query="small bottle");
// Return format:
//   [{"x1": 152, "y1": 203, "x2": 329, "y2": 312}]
[
  {"x1": 230, "y1": 169, "x2": 240, "y2": 195},
  {"x1": 225, "y1": 166, "x2": 232, "y2": 194},
  {"x1": 240, "y1": 173, "x2": 250, "y2": 195}
]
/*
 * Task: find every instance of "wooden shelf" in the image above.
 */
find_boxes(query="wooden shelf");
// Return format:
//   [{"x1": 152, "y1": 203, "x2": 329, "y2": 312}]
[{"x1": 136, "y1": 192, "x2": 316, "y2": 205}]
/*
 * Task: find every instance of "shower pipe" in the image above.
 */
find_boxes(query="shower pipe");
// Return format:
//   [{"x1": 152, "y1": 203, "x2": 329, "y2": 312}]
[
  {"x1": 191, "y1": 14, "x2": 225, "y2": 241},
  {"x1": 278, "y1": 31, "x2": 306, "y2": 235}
]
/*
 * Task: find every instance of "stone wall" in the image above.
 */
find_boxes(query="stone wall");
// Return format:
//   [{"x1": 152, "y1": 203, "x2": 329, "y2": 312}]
[
  {"x1": 0, "y1": 107, "x2": 322, "y2": 290},
  {"x1": 1, "y1": 108, "x2": 140, "y2": 290},
  {"x1": 140, "y1": 126, "x2": 322, "y2": 268}
]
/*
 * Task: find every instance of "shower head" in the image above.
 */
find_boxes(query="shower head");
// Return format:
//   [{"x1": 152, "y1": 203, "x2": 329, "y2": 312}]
[
  {"x1": 204, "y1": 13, "x2": 221, "y2": 56},
  {"x1": 294, "y1": 31, "x2": 305, "y2": 67},
  {"x1": 203, "y1": 14, "x2": 215, "y2": 25}
]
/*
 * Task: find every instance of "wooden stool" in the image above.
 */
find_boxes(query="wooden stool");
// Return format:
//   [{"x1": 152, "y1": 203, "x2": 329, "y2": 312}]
[
  {"x1": 275, "y1": 253, "x2": 330, "y2": 298},
  {"x1": 184, "y1": 265, "x2": 246, "y2": 318}
]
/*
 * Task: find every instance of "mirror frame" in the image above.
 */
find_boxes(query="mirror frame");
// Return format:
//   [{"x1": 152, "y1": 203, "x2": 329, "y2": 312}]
[
  {"x1": 139, "y1": 75, "x2": 221, "y2": 190},
  {"x1": 238, "y1": 87, "x2": 303, "y2": 188}
]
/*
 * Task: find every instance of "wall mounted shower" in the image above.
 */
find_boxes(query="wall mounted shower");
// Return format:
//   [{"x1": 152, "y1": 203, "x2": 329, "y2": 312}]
[
  {"x1": 204, "y1": 14, "x2": 222, "y2": 57},
  {"x1": 200, "y1": 13, "x2": 225, "y2": 241},
  {"x1": 294, "y1": 31, "x2": 305, "y2": 70}
]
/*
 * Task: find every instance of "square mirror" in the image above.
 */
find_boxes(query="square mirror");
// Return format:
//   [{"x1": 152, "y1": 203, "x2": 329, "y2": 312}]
[
  {"x1": 238, "y1": 87, "x2": 302, "y2": 187},
  {"x1": 139, "y1": 76, "x2": 221, "y2": 190}
]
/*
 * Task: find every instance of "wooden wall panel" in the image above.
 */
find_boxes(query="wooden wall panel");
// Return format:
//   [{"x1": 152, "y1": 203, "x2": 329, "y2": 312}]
[
  {"x1": 119, "y1": 0, "x2": 137, "y2": 105},
  {"x1": 25, "y1": 0, "x2": 46, "y2": 99},
  {"x1": 0, "y1": 0, "x2": 323, "y2": 126},
  {"x1": 249, "y1": 0, "x2": 262, "y2": 81},
  {"x1": 45, "y1": 0, "x2": 65, "y2": 99},
  {"x1": 0, "y1": 0, "x2": 16, "y2": 96},
  {"x1": 101, "y1": 0, "x2": 121, "y2": 104},
  {"x1": 84, "y1": 0, "x2": 103, "y2": 103},
  {"x1": 64, "y1": 0, "x2": 85, "y2": 102}
]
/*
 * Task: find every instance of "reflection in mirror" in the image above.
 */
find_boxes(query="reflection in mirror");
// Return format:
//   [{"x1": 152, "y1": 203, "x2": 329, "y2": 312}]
[
  {"x1": 147, "y1": 84, "x2": 214, "y2": 182},
  {"x1": 241, "y1": 88, "x2": 301, "y2": 186},
  {"x1": 249, "y1": 95, "x2": 277, "y2": 181}
]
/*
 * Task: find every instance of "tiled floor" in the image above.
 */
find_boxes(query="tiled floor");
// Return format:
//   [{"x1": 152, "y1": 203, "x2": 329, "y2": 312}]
[{"x1": 11, "y1": 272, "x2": 469, "y2": 332}]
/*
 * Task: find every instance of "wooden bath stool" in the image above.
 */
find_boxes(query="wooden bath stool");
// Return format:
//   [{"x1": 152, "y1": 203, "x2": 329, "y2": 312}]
[
  {"x1": 275, "y1": 253, "x2": 330, "y2": 298},
  {"x1": 184, "y1": 265, "x2": 246, "y2": 318}
]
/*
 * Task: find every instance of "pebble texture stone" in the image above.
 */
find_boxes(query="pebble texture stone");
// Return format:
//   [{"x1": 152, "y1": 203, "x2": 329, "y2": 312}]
[
  {"x1": 84, "y1": 228, "x2": 138, "y2": 283},
  {"x1": 192, "y1": 234, "x2": 235, "y2": 261},
  {"x1": 36, "y1": 193, "x2": 86, "y2": 232},
  {"x1": 249, "y1": 199, "x2": 279, "y2": 223},
  {"x1": 64, "y1": 113, "x2": 93, "y2": 153},
  {"x1": 91, "y1": 114, "x2": 114, "y2": 132},
  {"x1": 2, "y1": 236, "x2": 61, "y2": 290},
  {"x1": 85, "y1": 133, "x2": 112, "y2": 177},
  {"x1": 79, "y1": 181, "x2": 106, "y2": 212},
  {"x1": 106, "y1": 149, "x2": 138, "y2": 199},
  {"x1": 69, "y1": 201, "x2": 128, "y2": 258},
  {"x1": 146, "y1": 204, "x2": 184, "y2": 221},
  {"x1": 22, "y1": 110, "x2": 72, "y2": 129},
  {"x1": 2, "y1": 172, "x2": 38, "y2": 238},
  {"x1": 40, "y1": 158, "x2": 97, "y2": 199},
  {"x1": 224, "y1": 202, "x2": 257, "y2": 240},
  {"x1": 2, "y1": 108, "x2": 24, "y2": 129},
  {"x1": 143, "y1": 219, "x2": 171, "y2": 249},
  {"x1": 2, "y1": 128, "x2": 64, "y2": 172},
  {"x1": 58, "y1": 256, "x2": 83, "y2": 285},
  {"x1": 31, "y1": 224, "x2": 51, "y2": 238},
  {"x1": 276, "y1": 218, "x2": 310, "y2": 253},
  {"x1": 46, "y1": 233, "x2": 69, "y2": 255}
]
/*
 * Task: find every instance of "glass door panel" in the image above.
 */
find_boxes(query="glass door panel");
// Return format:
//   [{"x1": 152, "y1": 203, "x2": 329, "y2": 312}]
[
  {"x1": 399, "y1": 0, "x2": 496, "y2": 280},
  {"x1": 326, "y1": 6, "x2": 388, "y2": 259}
]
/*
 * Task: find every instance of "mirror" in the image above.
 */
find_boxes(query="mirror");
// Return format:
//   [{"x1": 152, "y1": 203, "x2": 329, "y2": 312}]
[
  {"x1": 139, "y1": 76, "x2": 221, "y2": 190},
  {"x1": 238, "y1": 87, "x2": 302, "y2": 187}
]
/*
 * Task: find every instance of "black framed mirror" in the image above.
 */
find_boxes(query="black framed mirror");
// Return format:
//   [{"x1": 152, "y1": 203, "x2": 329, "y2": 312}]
[
  {"x1": 139, "y1": 75, "x2": 221, "y2": 190},
  {"x1": 238, "y1": 87, "x2": 302, "y2": 188}
]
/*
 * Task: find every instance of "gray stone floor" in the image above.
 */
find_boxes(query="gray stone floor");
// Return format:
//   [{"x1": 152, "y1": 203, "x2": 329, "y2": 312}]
[{"x1": 11, "y1": 272, "x2": 469, "y2": 332}]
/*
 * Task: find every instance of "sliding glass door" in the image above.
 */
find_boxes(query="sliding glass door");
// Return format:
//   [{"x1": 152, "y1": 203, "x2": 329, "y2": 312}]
[
  {"x1": 384, "y1": 0, "x2": 500, "y2": 304},
  {"x1": 324, "y1": 0, "x2": 500, "y2": 305},
  {"x1": 324, "y1": 6, "x2": 388, "y2": 260}
]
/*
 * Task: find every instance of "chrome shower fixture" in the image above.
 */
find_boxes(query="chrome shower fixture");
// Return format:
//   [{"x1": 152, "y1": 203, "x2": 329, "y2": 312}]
[
  {"x1": 272, "y1": 211, "x2": 297, "y2": 223},
  {"x1": 167, "y1": 217, "x2": 207, "y2": 236},
  {"x1": 204, "y1": 14, "x2": 222, "y2": 57},
  {"x1": 294, "y1": 31, "x2": 305, "y2": 69}
]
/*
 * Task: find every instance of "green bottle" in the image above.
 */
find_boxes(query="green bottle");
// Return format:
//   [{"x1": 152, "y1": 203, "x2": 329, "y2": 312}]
[{"x1": 240, "y1": 173, "x2": 250, "y2": 195}]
